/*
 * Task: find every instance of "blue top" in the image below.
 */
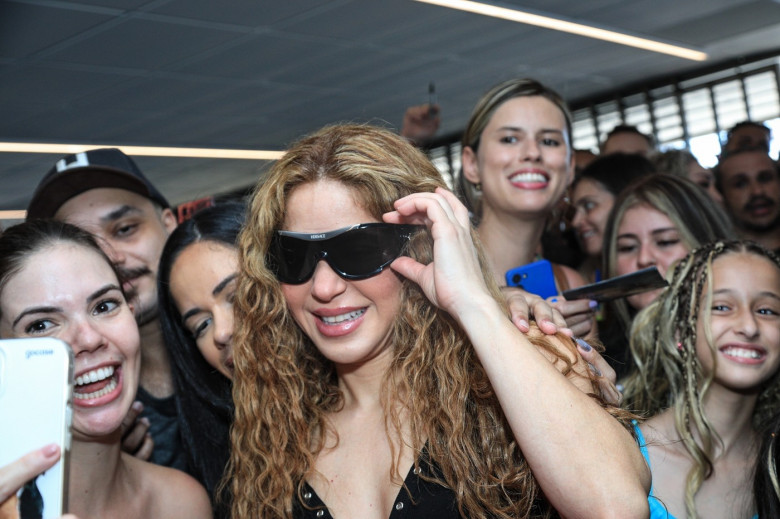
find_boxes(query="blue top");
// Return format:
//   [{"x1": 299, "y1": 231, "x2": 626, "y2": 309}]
[{"x1": 634, "y1": 422, "x2": 758, "y2": 519}]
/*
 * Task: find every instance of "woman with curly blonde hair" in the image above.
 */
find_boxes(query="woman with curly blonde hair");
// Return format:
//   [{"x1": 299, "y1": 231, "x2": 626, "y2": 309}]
[
  {"x1": 227, "y1": 124, "x2": 649, "y2": 518},
  {"x1": 624, "y1": 240, "x2": 780, "y2": 518}
]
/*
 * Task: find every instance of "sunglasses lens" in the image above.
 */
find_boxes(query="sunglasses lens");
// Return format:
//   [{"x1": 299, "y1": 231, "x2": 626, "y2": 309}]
[
  {"x1": 327, "y1": 226, "x2": 408, "y2": 278},
  {"x1": 268, "y1": 234, "x2": 318, "y2": 284}
]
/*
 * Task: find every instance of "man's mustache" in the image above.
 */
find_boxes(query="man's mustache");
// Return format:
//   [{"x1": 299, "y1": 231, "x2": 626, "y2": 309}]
[
  {"x1": 743, "y1": 196, "x2": 775, "y2": 211},
  {"x1": 116, "y1": 266, "x2": 151, "y2": 283}
]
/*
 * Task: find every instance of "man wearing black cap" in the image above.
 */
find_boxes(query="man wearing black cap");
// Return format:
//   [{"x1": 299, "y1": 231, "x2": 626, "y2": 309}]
[{"x1": 27, "y1": 148, "x2": 185, "y2": 471}]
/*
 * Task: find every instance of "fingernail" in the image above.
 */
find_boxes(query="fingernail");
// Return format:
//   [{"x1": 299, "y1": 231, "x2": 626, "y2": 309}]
[
  {"x1": 518, "y1": 319, "x2": 529, "y2": 329},
  {"x1": 132, "y1": 401, "x2": 143, "y2": 411},
  {"x1": 575, "y1": 338, "x2": 592, "y2": 352},
  {"x1": 589, "y1": 300, "x2": 599, "y2": 309},
  {"x1": 42, "y1": 443, "x2": 59, "y2": 457},
  {"x1": 141, "y1": 417, "x2": 150, "y2": 426},
  {"x1": 588, "y1": 362, "x2": 602, "y2": 377},
  {"x1": 550, "y1": 297, "x2": 558, "y2": 303}
]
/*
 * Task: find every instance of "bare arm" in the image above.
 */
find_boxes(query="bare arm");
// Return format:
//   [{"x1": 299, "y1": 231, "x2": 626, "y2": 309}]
[
  {"x1": 386, "y1": 188, "x2": 649, "y2": 518},
  {"x1": 549, "y1": 265, "x2": 599, "y2": 339}
]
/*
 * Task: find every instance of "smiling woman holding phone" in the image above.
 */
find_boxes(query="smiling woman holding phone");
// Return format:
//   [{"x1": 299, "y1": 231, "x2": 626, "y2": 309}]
[{"x1": 0, "y1": 220, "x2": 211, "y2": 519}]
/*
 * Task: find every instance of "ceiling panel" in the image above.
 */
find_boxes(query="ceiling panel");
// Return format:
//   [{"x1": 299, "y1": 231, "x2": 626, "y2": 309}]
[
  {"x1": 149, "y1": 0, "x2": 335, "y2": 27},
  {"x1": 43, "y1": 17, "x2": 241, "y2": 69},
  {"x1": 656, "y1": 0, "x2": 780, "y2": 45},
  {"x1": 0, "y1": 0, "x2": 778, "y2": 213},
  {"x1": 0, "y1": 2, "x2": 112, "y2": 58},
  {"x1": 174, "y1": 33, "x2": 344, "y2": 81}
]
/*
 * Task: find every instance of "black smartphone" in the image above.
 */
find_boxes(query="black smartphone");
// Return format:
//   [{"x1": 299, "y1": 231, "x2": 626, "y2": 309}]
[
  {"x1": 428, "y1": 82, "x2": 438, "y2": 116},
  {"x1": 562, "y1": 267, "x2": 668, "y2": 302}
]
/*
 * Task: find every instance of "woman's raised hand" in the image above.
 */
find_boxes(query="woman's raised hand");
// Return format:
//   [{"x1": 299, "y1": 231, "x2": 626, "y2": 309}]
[{"x1": 385, "y1": 187, "x2": 492, "y2": 318}]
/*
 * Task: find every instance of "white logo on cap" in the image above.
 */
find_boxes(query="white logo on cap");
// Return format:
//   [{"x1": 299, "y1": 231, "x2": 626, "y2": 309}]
[{"x1": 55, "y1": 152, "x2": 90, "y2": 172}]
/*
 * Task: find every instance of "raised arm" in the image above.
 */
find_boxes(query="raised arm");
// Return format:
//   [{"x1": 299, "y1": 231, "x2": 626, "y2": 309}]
[{"x1": 386, "y1": 187, "x2": 649, "y2": 519}]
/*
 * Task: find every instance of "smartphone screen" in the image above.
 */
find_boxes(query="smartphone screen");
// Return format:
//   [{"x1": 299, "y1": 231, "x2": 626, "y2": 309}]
[{"x1": 0, "y1": 338, "x2": 73, "y2": 518}]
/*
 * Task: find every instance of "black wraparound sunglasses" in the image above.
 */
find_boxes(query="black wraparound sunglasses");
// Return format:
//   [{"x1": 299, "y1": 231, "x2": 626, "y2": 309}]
[{"x1": 267, "y1": 223, "x2": 423, "y2": 284}]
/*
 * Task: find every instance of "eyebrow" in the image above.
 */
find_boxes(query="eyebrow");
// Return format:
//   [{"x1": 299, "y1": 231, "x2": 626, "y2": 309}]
[
  {"x1": 650, "y1": 227, "x2": 678, "y2": 235},
  {"x1": 87, "y1": 284, "x2": 122, "y2": 304},
  {"x1": 212, "y1": 273, "x2": 238, "y2": 298},
  {"x1": 497, "y1": 126, "x2": 564, "y2": 135},
  {"x1": 181, "y1": 273, "x2": 238, "y2": 323},
  {"x1": 11, "y1": 284, "x2": 122, "y2": 328},
  {"x1": 12, "y1": 305, "x2": 61, "y2": 328},
  {"x1": 712, "y1": 288, "x2": 780, "y2": 302},
  {"x1": 101, "y1": 205, "x2": 142, "y2": 224},
  {"x1": 617, "y1": 227, "x2": 678, "y2": 240}
]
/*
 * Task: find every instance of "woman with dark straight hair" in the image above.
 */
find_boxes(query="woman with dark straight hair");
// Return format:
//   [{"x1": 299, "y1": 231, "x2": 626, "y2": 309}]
[{"x1": 157, "y1": 202, "x2": 246, "y2": 518}]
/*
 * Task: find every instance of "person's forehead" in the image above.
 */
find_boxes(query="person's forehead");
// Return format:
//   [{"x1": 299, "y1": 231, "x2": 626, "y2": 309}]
[
  {"x1": 606, "y1": 132, "x2": 647, "y2": 146},
  {"x1": 53, "y1": 187, "x2": 157, "y2": 225},
  {"x1": 5, "y1": 242, "x2": 116, "y2": 300},
  {"x1": 720, "y1": 152, "x2": 776, "y2": 176},
  {"x1": 730, "y1": 126, "x2": 769, "y2": 139}
]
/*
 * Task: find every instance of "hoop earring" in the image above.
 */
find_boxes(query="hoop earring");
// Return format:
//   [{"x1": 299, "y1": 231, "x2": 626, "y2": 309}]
[{"x1": 474, "y1": 183, "x2": 482, "y2": 192}]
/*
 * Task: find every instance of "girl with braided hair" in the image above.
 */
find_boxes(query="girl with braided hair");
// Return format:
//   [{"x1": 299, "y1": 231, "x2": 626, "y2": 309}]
[{"x1": 624, "y1": 240, "x2": 780, "y2": 519}]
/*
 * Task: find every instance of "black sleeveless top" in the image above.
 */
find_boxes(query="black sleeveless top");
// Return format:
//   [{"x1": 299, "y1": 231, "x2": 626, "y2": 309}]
[{"x1": 292, "y1": 448, "x2": 460, "y2": 519}]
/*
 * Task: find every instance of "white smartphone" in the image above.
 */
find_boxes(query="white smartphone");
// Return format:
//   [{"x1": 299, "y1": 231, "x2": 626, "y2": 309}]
[{"x1": 0, "y1": 338, "x2": 73, "y2": 519}]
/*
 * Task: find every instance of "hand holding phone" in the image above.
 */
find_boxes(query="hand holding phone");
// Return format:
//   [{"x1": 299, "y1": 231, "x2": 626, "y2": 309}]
[{"x1": 0, "y1": 338, "x2": 73, "y2": 518}]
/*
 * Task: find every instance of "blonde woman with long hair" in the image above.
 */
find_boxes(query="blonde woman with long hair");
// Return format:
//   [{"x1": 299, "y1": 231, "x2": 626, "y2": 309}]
[
  {"x1": 226, "y1": 124, "x2": 649, "y2": 518},
  {"x1": 459, "y1": 78, "x2": 595, "y2": 338}
]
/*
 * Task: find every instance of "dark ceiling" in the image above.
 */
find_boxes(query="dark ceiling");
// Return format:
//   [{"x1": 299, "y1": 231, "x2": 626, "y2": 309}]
[{"x1": 2, "y1": 0, "x2": 780, "y2": 211}]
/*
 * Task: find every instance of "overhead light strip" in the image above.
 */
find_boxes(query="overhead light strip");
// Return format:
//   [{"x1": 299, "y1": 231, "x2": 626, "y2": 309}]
[
  {"x1": 0, "y1": 210, "x2": 26, "y2": 220},
  {"x1": 413, "y1": 0, "x2": 707, "y2": 61},
  {"x1": 0, "y1": 142, "x2": 285, "y2": 160}
]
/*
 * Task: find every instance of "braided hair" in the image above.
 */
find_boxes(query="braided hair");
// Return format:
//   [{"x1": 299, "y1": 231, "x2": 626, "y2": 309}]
[{"x1": 623, "y1": 239, "x2": 780, "y2": 518}]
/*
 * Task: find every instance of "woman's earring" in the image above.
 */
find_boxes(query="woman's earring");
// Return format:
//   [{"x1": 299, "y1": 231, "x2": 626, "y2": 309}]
[{"x1": 474, "y1": 183, "x2": 482, "y2": 192}]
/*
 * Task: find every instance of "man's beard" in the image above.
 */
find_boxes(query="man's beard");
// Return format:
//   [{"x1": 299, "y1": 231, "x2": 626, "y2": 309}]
[
  {"x1": 134, "y1": 302, "x2": 159, "y2": 326},
  {"x1": 117, "y1": 266, "x2": 158, "y2": 325}
]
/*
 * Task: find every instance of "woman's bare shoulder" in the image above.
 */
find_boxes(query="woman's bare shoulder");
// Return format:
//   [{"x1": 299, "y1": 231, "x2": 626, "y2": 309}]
[
  {"x1": 123, "y1": 455, "x2": 213, "y2": 519},
  {"x1": 553, "y1": 263, "x2": 588, "y2": 290}
]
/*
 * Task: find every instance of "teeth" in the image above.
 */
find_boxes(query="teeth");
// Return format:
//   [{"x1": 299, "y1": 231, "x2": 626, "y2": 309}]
[
  {"x1": 76, "y1": 366, "x2": 115, "y2": 386},
  {"x1": 722, "y1": 347, "x2": 762, "y2": 359},
  {"x1": 321, "y1": 309, "x2": 365, "y2": 324},
  {"x1": 74, "y1": 376, "x2": 117, "y2": 400},
  {"x1": 510, "y1": 172, "x2": 547, "y2": 183}
]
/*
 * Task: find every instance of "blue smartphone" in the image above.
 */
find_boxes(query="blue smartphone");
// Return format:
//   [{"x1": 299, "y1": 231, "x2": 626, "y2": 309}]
[{"x1": 505, "y1": 259, "x2": 558, "y2": 299}]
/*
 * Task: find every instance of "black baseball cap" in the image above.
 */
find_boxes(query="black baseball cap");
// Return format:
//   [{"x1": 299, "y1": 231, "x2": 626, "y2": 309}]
[{"x1": 26, "y1": 148, "x2": 170, "y2": 220}]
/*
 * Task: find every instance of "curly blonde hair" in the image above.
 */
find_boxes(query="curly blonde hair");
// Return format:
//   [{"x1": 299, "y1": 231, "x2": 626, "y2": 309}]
[
  {"x1": 227, "y1": 124, "x2": 621, "y2": 519},
  {"x1": 623, "y1": 240, "x2": 780, "y2": 518}
]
